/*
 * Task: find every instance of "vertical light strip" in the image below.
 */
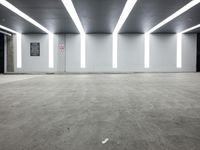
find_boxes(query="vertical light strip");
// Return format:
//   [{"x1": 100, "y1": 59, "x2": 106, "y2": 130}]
[
  {"x1": 0, "y1": 0, "x2": 54, "y2": 69},
  {"x1": 48, "y1": 33, "x2": 54, "y2": 68},
  {"x1": 81, "y1": 33, "x2": 86, "y2": 68},
  {"x1": 177, "y1": 33, "x2": 182, "y2": 68},
  {"x1": 144, "y1": 0, "x2": 200, "y2": 69},
  {"x1": 0, "y1": 25, "x2": 22, "y2": 69},
  {"x1": 16, "y1": 33, "x2": 22, "y2": 68},
  {"x1": 61, "y1": 0, "x2": 86, "y2": 68},
  {"x1": 112, "y1": 33, "x2": 118, "y2": 68},
  {"x1": 144, "y1": 33, "x2": 150, "y2": 68},
  {"x1": 112, "y1": 0, "x2": 137, "y2": 68}
]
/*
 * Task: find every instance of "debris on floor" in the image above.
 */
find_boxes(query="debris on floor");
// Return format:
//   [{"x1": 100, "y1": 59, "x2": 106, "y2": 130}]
[{"x1": 101, "y1": 138, "x2": 109, "y2": 144}]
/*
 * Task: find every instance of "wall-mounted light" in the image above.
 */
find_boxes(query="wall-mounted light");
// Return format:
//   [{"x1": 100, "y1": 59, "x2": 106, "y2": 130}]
[
  {"x1": 112, "y1": 33, "x2": 118, "y2": 69},
  {"x1": 0, "y1": 25, "x2": 22, "y2": 69},
  {"x1": 144, "y1": 0, "x2": 200, "y2": 69},
  {"x1": 112, "y1": 0, "x2": 138, "y2": 68},
  {"x1": 0, "y1": 0, "x2": 54, "y2": 69},
  {"x1": 61, "y1": 0, "x2": 86, "y2": 68},
  {"x1": 176, "y1": 24, "x2": 200, "y2": 69}
]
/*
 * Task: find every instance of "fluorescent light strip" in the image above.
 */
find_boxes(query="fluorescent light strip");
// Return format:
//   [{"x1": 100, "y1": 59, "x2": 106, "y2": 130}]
[
  {"x1": 147, "y1": 0, "x2": 200, "y2": 34},
  {"x1": 0, "y1": 30, "x2": 12, "y2": 36},
  {"x1": 61, "y1": 0, "x2": 84, "y2": 34},
  {"x1": 144, "y1": 33, "x2": 150, "y2": 68},
  {"x1": 61, "y1": 0, "x2": 86, "y2": 68},
  {"x1": 0, "y1": 0, "x2": 51, "y2": 34},
  {"x1": 176, "y1": 24, "x2": 200, "y2": 69},
  {"x1": 0, "y1": 25, "x2": 17, "y2": 34},
  {"x1": 177, "y1": 33, "x2": 182, "y2": 68},
  {"x1": 0, "y1": 0, "x2": 54, "y2": 69},
  {"x1": 112, "y1": 0, "x2": 137, "y2": 68},
  {"x1": 113, "y1": 0, "x2": 137, "y2": 34},
  {"x1": 180, "y1": 24, "x2": 200, "y2": 34},
  {"x1": 0, "y1": 25, "x2": 22, "y2": 68}
]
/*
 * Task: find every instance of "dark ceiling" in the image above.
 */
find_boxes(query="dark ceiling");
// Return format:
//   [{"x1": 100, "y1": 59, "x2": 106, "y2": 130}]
[
  {"x1": 120, "y1": 0, "x2": 192, "y2": 33},
  {"x1": 72, "y1": 0, "x2": 126, "y2": 33},
  {"x1": 6, "y1": 0, "x2": 79, "y2": 34},
  {"x1": 154, "y1": 4, "x2": 200, "y2": 33},
  {"x1": 0, "y1": 0, "x2": 199, "y2": 34},
  {"x1": 0, "y1": 5, "x2": 44, "y2": 34}
]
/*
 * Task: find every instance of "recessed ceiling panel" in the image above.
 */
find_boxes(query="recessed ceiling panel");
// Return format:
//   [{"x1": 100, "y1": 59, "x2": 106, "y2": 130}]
[
  {"x1": 0, "y1": 5, "x2": 44, "y2": 34},
  {"x1": 72, "y1": 0, "x2": 127, "y2": 33},
  {"x1": 120, "y1": 0, "x2": 191, "y2": 33},
  {"x1": 7, "y1": 0, "x2": 79, "y2": 33},
  {"x1": 154, "y1": 4, "x2": 200, "y2": 33}
]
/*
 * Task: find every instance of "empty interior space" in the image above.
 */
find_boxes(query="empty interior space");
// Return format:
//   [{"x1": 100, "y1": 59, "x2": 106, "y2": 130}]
[{"x1": 0, "y1": 0, "x2": 200, "y2": 150}]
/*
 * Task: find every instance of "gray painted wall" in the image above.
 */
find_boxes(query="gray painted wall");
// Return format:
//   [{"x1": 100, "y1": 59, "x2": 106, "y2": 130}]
[{"x1": 13, "y1": 33, "x2": 197, "y2": 73}]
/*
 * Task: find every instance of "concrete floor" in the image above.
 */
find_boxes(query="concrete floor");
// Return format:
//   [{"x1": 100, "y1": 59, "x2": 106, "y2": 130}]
[{"x1": 0, "y1": 73, "x2": 200, "y2": 150}]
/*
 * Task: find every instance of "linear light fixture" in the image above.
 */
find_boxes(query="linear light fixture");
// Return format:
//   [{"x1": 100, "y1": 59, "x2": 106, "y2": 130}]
[
  {"x1": 112, "y1": 0, "x2": 138, "y2": 68},
  {"x1": 144, "y1": 33, "x2": 150, "y2": 68},
  {"x1": 176, "y1": 24, "x2": 200, "y2": 69},
  {"x1": 0, "y1": 25, "x2": 22, "y2": 68},
  {"x1": 0, "y1": 25, "x2": 18, "y2": 34},
  {"x1": 0, "y1": 0, "x2": 51, "y2": 34},
  {"x1": 147, "y1": 0, "x2": 200, "y2": 34},
  {"x1": 0, "y1": 0, "x2": 54, "y2": 69},
  {"x1": 0, "y1": 30, "x2": 12, "y2": 36},
  {"x1": 180, "y1": 24, "x2": 200, "y2": 34},
  {"x1": 61, "y1": 0, "x2": 86, "y2": 68},
  {"x1": 144, "y1": 0, "x2": 200, "y2": 69}
]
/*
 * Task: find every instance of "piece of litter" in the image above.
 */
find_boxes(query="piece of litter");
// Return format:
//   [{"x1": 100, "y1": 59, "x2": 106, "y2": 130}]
[{"x1": 102, "y1": 138, "x2": 109, "y2": 144}]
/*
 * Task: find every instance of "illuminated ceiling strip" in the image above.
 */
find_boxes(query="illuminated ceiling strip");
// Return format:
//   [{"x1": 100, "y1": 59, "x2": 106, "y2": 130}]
[
  {"x1": 176, "y1": 24, "x2": 200, "y2": 69},
  {"x1": 61, "y1": 0, "x2": 84, "y2": 34},
  {"x1": 0, "y1": 0, "x2": 54, "y2": 68},
  {"x1": 0, "y1": 0, "x2": 51, "y2": 34},
  {"x1": 0, "y1": 25, "x2": 22, "y2": 68},
  {"x1": 112, "y1": 0, "x2": 138, "y2": 68},
  {"x1": 61, "y1": 0, "x2": 86, "y2": 68},
  {"x1": 113, "y1": 0, "x2": 137, "y2": 34},
  {"x1": 0, "y1": 25, "x2": 18, "y2": 34},
  {"x1": 0, "y1": 30, "x2": 12, "y2": 36},
  {"x1": 180, "y1": 24, "x2": 200, "y2": 33},
  {"x1": 147, "y1": 0, "x2": 200, "y2": 34}
]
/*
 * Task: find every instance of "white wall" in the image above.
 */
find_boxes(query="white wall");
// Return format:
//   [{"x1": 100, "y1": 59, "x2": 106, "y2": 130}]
[
  {"x1": 13, "y1": 33, "x2": 197, "y2": 73},
  {"x1": 14, "y1": 34, "x2": 53, "y2": 73}
]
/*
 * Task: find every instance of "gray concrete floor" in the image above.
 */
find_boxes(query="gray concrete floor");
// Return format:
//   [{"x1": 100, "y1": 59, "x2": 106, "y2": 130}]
[{"x1": 0, "y1": 73, "x2": 200, "y2": 150}]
